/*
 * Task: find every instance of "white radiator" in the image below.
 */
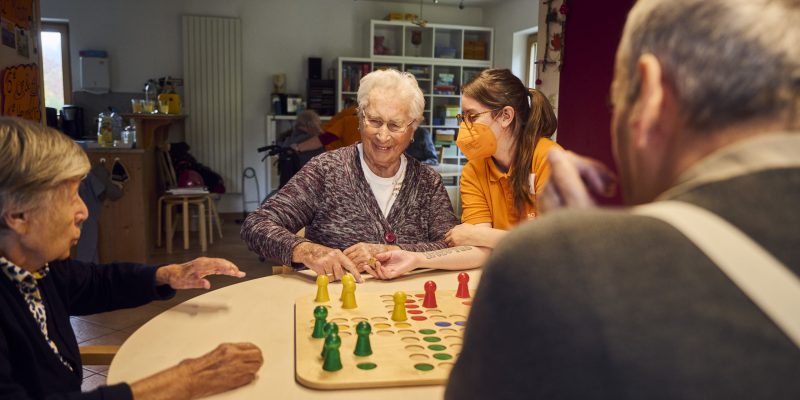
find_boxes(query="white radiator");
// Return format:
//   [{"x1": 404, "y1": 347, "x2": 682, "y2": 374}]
[{"x1": 182, "y1": 15, "x2": 243, "y2": 193}]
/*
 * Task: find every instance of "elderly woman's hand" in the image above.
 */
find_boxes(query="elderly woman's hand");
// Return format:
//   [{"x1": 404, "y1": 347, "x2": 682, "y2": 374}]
[
  {"x1": 156, "y1": 257, "x2": 246, "y2": 290},
  {"x1": 293, "y1": 242, "x2": 363, "y2": 282},
  {"x1": 130, "y1": 342, "x2": 263, "y2": 400},
  {"x1": 371, "y1": 250, "x2": 423, "y2": 280},
  {"x1": 343, "y1": 243, "x2": 400, "y2": 277}
]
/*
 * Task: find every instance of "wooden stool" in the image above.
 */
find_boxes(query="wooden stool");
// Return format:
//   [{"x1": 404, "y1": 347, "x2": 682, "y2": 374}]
[{"x1": 157, "y1": 195, "x2": 207, "y2": 253}]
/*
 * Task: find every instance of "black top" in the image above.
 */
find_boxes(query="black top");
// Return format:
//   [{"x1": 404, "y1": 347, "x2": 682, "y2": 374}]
[
  {"x1": 0, "y1": 259, "x2": 175, "y2": 400},
  {"x1": 446, "y1": 164, "x2": 800, "y2": 398}
]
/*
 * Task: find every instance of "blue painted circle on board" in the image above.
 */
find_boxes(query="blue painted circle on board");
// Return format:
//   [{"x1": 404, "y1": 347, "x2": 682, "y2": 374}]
[
  {"x1": 434, "y1": 322, "x2": 452, "y2": 327},
  {"x1": 454, "y1": 321, "x2": 466, "y2": 326}
]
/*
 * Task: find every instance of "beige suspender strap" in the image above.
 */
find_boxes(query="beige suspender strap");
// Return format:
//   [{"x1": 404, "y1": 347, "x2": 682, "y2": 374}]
[{"x1": 634, "y1": 201, "x2": 800, "y2": 349}]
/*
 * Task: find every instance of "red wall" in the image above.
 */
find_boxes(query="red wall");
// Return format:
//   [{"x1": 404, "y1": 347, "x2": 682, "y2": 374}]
[{"x1": 556, "y1": 0, "x2": 635, "y2": 205}]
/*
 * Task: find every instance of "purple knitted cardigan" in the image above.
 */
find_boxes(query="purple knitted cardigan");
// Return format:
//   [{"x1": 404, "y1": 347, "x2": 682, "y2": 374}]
[{"x1": 241, "y1": 145, "x2": 458, "y2": 266}]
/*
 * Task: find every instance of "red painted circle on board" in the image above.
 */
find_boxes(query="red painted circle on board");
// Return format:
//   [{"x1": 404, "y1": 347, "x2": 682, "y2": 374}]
[
  {"x1": 406, "y1": 304, "x2": 419, "y2": 309},
  {"x1": 415, "y1": 294, "x2": 426, "y2": 298},
  {"x1": 462, "y1": 301, "x2": 472, "y2": 306},
  {"x1": 408, "y1": 310, "x2": 423, "y2": 314},
  {"x1": 405, "y1": 299, "x2": 415, "y2": 303},
  {"x1": 411, "y1": 316, "x2": 427, "y2": 321}
]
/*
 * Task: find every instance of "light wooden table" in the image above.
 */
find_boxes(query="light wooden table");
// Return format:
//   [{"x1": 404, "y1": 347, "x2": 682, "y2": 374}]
[{"x1": 108, "y1": 268, "x2": 481, "y2": 399}]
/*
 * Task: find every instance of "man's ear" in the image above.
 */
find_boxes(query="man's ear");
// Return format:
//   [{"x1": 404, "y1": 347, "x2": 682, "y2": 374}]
[
  {"x1": 499, "y1": 105, "x2": 515, "y2": 129},
  {"x1": 630, "y1": 53, "x2": 666, "y2": 149},
  {"x1": 1, "y1": 210, "x2": 29, "y2": 235}
]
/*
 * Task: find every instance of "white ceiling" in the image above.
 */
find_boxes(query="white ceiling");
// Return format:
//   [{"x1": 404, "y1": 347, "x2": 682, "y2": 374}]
[{"x1": 356, "y1": 0, "x2": 506, "y2": 8}]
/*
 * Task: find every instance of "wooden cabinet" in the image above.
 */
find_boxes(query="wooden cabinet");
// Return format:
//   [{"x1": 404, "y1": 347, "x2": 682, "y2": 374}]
[
  {"x1": 86, "y1": 149, "x2": 156, "y2": 263},
  {"x1": 338, "y1": 21, "x2": 493, "y2": 166}
]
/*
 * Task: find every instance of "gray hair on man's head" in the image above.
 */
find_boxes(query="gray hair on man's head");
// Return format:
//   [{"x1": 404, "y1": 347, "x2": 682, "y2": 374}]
[
  {"x1": 615, "y1": 0, "x2": 800, "y2": 132},
  {"x1": 356, "y1": 69, "x2": 425, "y2": 126},
  {"x1": 0, "y1": 117, "x2": 89, "y2": 229}
]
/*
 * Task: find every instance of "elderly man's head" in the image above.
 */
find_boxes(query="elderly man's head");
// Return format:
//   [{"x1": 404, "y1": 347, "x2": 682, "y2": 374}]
[
  {"x1": 610, "y1": 0, "x2": 800, "y2": 203},
  {"x1": 0, "y1": 117, "x2": 90, "y2": 267},
  {"x1": 356, "y1": 69, "x2": 425, "y2": 176}
]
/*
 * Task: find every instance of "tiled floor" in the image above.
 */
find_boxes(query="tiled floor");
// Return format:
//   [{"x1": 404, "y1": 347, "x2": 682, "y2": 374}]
[{"x1": 78, "y1": 214, "x2": 271, "y2": 391}]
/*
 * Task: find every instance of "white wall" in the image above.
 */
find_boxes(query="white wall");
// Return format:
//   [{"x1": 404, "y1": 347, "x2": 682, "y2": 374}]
[
  {"x1": 40, "y1": 0, "x2": 486, "y2": 212},
  {"x1": 482, "y1": 0, "x2": 538, "y2": 72}
]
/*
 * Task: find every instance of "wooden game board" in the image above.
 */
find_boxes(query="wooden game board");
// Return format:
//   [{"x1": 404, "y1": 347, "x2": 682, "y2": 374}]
[{"x1": 294, "y1": 284, "x2": 474, "y2": 389}]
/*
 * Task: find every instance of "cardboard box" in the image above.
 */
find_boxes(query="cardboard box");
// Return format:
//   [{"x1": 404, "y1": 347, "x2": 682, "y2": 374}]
[
  {"x1": 385, "y1": 12, "x2": 404, "y2": 21},
  {"x1": 464, "y1": 40, "x2": 487, "y2": 60},
  {"x1": 435, "y1": 129, "x2": 456, "y2": 142}
]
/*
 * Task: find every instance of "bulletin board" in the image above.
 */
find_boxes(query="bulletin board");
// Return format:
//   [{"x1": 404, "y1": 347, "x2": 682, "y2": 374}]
[
  {"x1": 0, "y1": 0, "x2": 42, "y2": 122},
  {"x1": 2, "y1": 63, "x2": 41, "y2": 121}
]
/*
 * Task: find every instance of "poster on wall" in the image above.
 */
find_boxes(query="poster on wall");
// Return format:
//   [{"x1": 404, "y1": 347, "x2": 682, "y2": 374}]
[
  {"x1": 0, "y1": 0, "x2": 33, "y2": 30},
  {"x1": 1, "y1": 18, "x2": 14, "y2": 49},
  {"x1": 2, "y1": 64, "x2": 42, "y2": 122}
]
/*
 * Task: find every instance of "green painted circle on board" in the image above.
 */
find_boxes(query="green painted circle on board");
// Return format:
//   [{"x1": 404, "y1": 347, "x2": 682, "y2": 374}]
[
  {"x1": 357, "y1": 362, "x2": 377, "y2": 370},
  {"x1": 419, "y1": 329, "x2": 436, "y2": 335},
  {"x1": 414, "y1": 363, "x2": 435, "y2": 371},
  {"x1": 433, "y1": 353, "x2": 453, "y2": 360},
  {"x1": 428, "y1": 344, "x2": 446, "y2": 351},
  {"x1": 423, "y1": 336, "x2": 442, "y2": 343}
]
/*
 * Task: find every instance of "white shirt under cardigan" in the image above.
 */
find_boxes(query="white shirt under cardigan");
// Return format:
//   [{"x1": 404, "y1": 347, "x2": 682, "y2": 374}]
[{"x1": 358, "y1": 143, "x2": 407, "y2": 218}]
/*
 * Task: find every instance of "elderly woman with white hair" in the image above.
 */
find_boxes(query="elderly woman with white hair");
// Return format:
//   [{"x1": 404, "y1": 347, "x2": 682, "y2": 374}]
[
  {"x1": 0, "y1": 117, "x2": 263, "y2": 399},
  {"x1": 242, "y1": 69, "x2": 459, "y2": 282}
]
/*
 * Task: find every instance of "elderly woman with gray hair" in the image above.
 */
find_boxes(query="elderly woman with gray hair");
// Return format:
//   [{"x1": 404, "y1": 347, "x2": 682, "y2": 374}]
[
  {"x1": 0, "y1": 117, "x2": 263, "y2": 399},
  {"x1": 242, "y1": 69, "x2": 458, "y2": 282}
]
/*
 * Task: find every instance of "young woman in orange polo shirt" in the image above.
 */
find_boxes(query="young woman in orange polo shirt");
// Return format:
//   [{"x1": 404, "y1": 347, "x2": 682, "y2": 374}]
[
  {"x1": 369, "y1": 69, "x2": 563, "y2": 279},
  {"x1": 448, "y1": 68, "x2": 562, "y2": 248}
]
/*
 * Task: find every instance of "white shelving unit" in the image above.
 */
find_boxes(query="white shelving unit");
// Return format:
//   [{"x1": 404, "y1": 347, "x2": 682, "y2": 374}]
[{"x1": 337, "y1": 20, "x2": 493, "y2": 166}]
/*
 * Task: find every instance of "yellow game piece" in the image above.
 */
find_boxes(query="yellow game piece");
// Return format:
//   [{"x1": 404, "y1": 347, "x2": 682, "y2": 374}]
[
  {"x1": 315, "y1": 274, "x2": 330, "y2": 302},
  {"x1": 341, "y1": 278, "x2": 357, "y2": 309},
  {"x1": 391, "y1": 291, "x2": 407, "y2": 321},
  {"x1": 339, "y1": 273, "x2": 355, "y2": 301}
]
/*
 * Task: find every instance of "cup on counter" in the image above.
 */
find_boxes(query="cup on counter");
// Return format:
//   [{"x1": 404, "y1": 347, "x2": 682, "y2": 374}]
[
  {"x1": 131, "y1": 98, "x2": 143, "y2": 113},
  {"x1": 158, "y1": 99, "x2": 170, "y2": 114},
  {"x1": 143, "y1": 100, "x2": 155, "y2": 113}
]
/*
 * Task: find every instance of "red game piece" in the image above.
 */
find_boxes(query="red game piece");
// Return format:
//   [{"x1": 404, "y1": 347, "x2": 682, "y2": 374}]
[
  {"x1": 455, "y1": 272, "x2": 470, "y2": 298},
  {"x1": 422, "y1": 281, "x2": 437, "y2": 308}
]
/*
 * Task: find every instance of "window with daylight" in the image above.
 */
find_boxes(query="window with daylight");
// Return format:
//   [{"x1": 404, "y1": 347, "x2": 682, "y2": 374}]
[
  {"x1": 40, "y1": 21, "x2": 71, "y2": 110},
  {"x1": 526, "y1": 33, "x2": 538, "y2": 88}
]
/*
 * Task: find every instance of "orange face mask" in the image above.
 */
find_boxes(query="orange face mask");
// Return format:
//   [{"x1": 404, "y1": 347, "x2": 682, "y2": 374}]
[{"x1": 456, "y1": 122, "x2": 497, "y2": 160}]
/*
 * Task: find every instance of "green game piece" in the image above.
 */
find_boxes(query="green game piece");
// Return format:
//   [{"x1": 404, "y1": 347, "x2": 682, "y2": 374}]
[
  {"x1": 321, "y1": 322, "x2": 339, "y2": 358},
  {"x1": 356, "y1": 362, "x2": 377, "y2": 370},
  {"x1": 312, "y1": 306, "x2": 328, "y2": 339},
  {"x1": 323, "y1": 333, "x2": 343, "y2": 372},
  {"x1": 419, "y1": 329, "x2": 436, "y2": 335},
  {"x1": 433, "y1": 353, "x2": 453, "y2": 360},
  {"x1": 428, "y1": 344, "x2": 446, "y2": 351},
  {"x1": 423, "y1": 336, "x2": 441, "y2": 342},
  {"x1": 354, "y1": 321, "x2": 373, "y2": 357},
  {"x1": 414, "y1": 363, "x2": 434, "y2": 371}
]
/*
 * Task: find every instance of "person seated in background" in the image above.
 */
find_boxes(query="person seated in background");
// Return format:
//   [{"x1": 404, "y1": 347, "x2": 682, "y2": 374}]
[
  {"x1": 404, "y1": 126, "x2": 439, "y2": 165},
  {"x1": 446, "y1": 0, "x2": 800, "y2": 398},
  {"x1": 0, "y1": 117, "x2": 263, "y2": 399},
  {"x1": 282, "y1": 109, "x2": 326, "y2": 171},
  {"x1": 318, "y1": 99, "x2": 361, "y2": 151},
  {"x1": 373, "y1": 69, "x2": 578, "y2": 279},
  {"x1": 241, "y1": 69, "x2": 458, "y2": 283}
]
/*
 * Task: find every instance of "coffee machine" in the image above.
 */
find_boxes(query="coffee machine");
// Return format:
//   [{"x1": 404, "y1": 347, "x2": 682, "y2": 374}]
[{"x1": 61, "y1": 105, "x2": 85, "y2": 139}]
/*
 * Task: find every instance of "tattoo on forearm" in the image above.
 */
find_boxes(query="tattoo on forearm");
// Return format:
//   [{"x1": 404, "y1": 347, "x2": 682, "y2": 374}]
[{"x1": 423, "y1": 246, "x2": 473, "y2": 259}]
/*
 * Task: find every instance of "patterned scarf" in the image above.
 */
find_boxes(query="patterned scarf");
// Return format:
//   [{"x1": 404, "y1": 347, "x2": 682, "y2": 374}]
[{"x1": 1, "y1": 257, "x2": 73, "y2": 371}]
